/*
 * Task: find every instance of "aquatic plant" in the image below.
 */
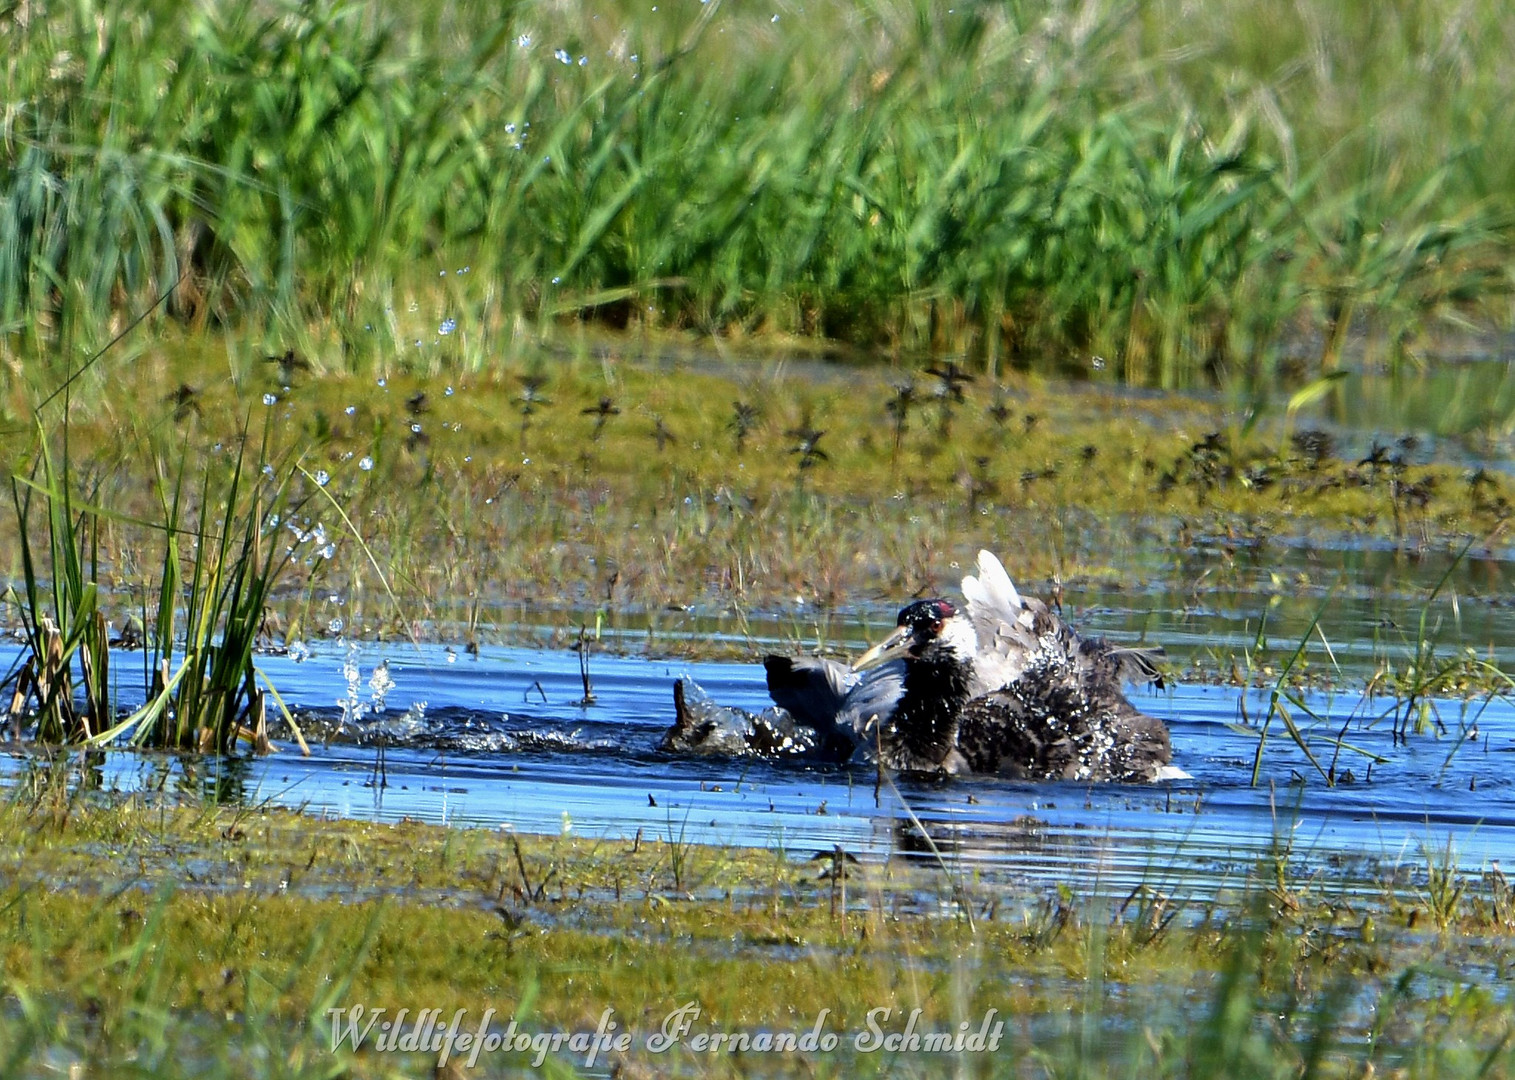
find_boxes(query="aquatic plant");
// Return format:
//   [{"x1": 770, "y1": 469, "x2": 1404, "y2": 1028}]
[
  {"x1": 8, "y1": 438, "x2": 115, "y2": 743},
  {"x1": 5, "y1": 411, "x2": 302, "y2": 753},
  {"x1": 120, "y1": 431, "x2": 299, "y2": 753}
]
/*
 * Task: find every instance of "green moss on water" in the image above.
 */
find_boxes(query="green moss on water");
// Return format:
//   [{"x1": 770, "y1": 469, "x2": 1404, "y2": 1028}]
[
  {"x1": 3, "y1": 788, "x2": 1514, "y2": 1078},
  {"x1": 4, "y1": 336, "x2": 1510, "y2": 656}
]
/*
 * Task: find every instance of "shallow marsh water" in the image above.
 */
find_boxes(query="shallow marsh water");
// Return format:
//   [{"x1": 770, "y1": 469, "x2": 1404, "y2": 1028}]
[{"x1": 6, "y1": 541, "x2": 1515, "y2": 908}]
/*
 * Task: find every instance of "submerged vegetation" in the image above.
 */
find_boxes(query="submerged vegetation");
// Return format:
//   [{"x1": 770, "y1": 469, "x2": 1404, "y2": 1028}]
[
  {"x1": 3, "y1": 774, "x2": 1514, "y2": 1078},
  {"x1": 2, "y1": 0, "x2": 1513, "y2": 388}
]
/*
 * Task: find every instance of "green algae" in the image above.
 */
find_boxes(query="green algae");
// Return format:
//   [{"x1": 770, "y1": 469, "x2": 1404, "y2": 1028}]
[{"x1": 4, "y1": 337, "x2": 1510, "y2": 649}]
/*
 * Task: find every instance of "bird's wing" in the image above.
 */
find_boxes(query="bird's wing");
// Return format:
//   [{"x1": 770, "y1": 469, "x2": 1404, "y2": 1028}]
[
  {"x1": 835, "y1": 660, "x2": 908, "y2": 743},
  {"x1": 960, "y1": 549, "x2": 1042, "y2": 694},
  {"x1": 763, "y1": 655, "x2": 857, "y2": 730}
]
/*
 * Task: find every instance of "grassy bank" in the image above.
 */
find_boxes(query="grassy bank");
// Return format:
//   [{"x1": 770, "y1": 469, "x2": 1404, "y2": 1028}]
[
  {"x1": 3, "y1": 773, "x2": 1514, "y2": 1078},
  {"x1": 5, "y1": 338, "x2": 1514, "y2": 654},
  {"x1": 2, "y1": 0, "x2": 1512, "y2": 388}
]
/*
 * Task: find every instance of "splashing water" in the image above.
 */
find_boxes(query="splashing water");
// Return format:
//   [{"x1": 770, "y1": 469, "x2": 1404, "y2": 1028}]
[{"x1": 337, "y1": 649, "x2": 395, "y2": 728}]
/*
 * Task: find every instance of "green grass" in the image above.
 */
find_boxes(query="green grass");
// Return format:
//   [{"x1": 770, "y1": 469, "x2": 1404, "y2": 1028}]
[
  {"x1": 4, "y1": 401, "x2": 301, "y2": 752},
  {"x1": 2, "y1": 779, "x2": 1514, "y2": 1078},
  {"x1": 1, "y1": 0, "x2": 1511, "y2": 390}
]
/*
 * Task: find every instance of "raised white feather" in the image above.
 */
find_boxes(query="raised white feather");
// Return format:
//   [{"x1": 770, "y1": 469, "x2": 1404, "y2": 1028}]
[{"x1": 961, "y1": 549, "x2": 1047, "y2": 696}]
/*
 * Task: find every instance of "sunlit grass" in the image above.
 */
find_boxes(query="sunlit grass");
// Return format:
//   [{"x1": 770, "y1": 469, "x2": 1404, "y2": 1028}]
[{"x1": 2, "y1": 0, "x2": 1511, "y2": 389}]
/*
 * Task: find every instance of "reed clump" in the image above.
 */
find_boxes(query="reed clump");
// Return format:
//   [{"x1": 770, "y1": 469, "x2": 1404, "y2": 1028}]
[{"x1": 5, "y1": 418, "x2": 301, "y2": 753}]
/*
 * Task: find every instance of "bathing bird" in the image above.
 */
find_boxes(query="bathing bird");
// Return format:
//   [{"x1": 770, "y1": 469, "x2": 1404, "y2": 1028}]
[
  {"x1": 839, "y1": 550, "x2": 1171, "y2": 780},
  {"x1": 748, "y1": 551, "x2": 1170, "y2": 780}
]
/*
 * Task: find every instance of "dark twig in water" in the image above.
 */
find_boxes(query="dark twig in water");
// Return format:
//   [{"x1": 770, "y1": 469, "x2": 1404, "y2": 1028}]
[
  {"x1": 886, "y1": 381, "x2": 916, "y2": 454},
  {"x1": 265, "y1": 349, "x2": 311, "y2": 385},
  {"x1": 367, "y1": 737, "x2": 388, "y2": 789},
  {"x1": 574, "y1": 625, "x2": 596, "y2": 705},
  {"x1": 986, "y1": 386, "x2": 1014, "y2": 439},
  {"x1": 164, "y1": 383, "x2": 201, "y2": 422},
  {"x1": 926, "y1": 361, "x2": 974, "y2": 439},
  {"x1": 517, "y1": 373, "x2": 551, "y2": 445}
]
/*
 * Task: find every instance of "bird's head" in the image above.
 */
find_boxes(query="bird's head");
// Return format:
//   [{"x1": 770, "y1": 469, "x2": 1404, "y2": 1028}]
[{"x1": 853, "y1": 598, "x2": 975, "y2": 672}]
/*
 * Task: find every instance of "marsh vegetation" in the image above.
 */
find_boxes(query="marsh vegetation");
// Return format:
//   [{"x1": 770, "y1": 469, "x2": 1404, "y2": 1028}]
[
  {"x1": 5, "y1": 1, "x2": 1515, "y2": 1076},
  {"x1": 4, "y1": 776, "x2": 1515, "y2": 1078},
  {"x1": 2, "y1": 0, "x2": 1513, "y2": 388}
]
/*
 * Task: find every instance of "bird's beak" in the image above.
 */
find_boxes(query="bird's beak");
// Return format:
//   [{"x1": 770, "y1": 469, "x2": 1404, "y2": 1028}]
[{"x1": 852, "y1": 625, "x2": 913, "y2": 671}]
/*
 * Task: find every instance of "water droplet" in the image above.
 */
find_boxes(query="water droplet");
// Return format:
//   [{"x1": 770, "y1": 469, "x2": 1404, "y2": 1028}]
[
  {"x1": 439, "y1": 318, "x2": 456, "y2": 335},
  {"x1": 505, "y1": 122, "x2": 516, "y2": 134},
  {"x1": 359, "y1": 456, "x2": 374, "y2": 471},
  {"x1": 445, "y1": 386, "x2": 455, "y2": 396},
  {"x1": 578, "y1": 55, "x2": 587, "y2": 65},
  {"x1": 328, "y1": 617, "x2": 345, "y2": 634},
  {"x1": 411, "y1": 423, "x2": 422, "y2": 434},
  {"x1": 517, "y1": 33, "x2": 531, "y2": 48},
  {"x1": 551, "y1": 276, "x2": 561, "y2": 285},
  {"x1": 377, "y1": 377, "x2": 387, "y2": 387},
  {"x1": 554, "y1": 48, "x2": 571, "y2": 63},
  {"x1": 771, "y1": 13, "x2": 779, "y2": 21},
  {"x1": 262, "y1": 392, "x2": 277, "y2": 406},
  {"x1": 345, "y1": 405, "x2": 356, "y2": 415},
  {"x1": 314, "y1": 469, "x2": 330, "y2": 486}
]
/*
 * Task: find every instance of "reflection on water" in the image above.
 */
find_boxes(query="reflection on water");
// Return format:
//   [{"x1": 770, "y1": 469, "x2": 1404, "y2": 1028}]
[{"x1": 4, "y1": 621, "x2": 1513, "y2": 905}]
